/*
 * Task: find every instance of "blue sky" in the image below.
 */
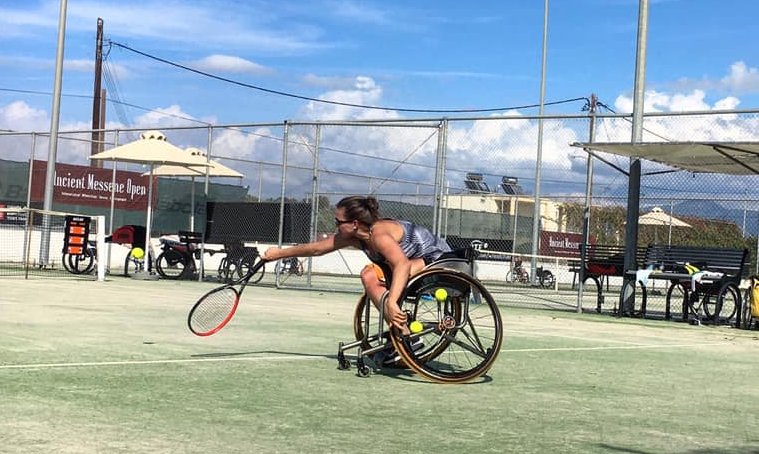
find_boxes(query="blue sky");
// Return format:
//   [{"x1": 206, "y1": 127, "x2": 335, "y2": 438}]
[{"x1": 0, "y1": 0, "x2": 758, "y2": 132}]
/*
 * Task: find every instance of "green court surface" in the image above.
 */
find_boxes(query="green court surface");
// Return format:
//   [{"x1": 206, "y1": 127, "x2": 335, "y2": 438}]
[{"x1": 1, "y1": 277, "x2": 758, "y2": 454}]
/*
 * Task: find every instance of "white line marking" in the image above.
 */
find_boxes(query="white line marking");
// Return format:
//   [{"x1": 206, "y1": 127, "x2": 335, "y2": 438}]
[
  {"x1": 503, "y1": 342, "x2": 727, "y2": 353},
  {"x1": 0, "y1": 355, "x2": 325, "y2": 370},
  {"x1": 0, "y1": 342, "x2": 728, "y2": 371}
]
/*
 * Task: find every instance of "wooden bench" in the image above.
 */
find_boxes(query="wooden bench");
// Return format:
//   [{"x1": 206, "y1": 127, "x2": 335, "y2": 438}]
[
  {"x1": 579, "y1": 244, "x2": 648, "y2": 313},
  {"x1": 628, "y1": 245, "x2": 749, "y2": 322}
]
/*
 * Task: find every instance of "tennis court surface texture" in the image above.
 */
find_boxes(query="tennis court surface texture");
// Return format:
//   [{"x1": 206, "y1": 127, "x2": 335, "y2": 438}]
[{"x1": 1, "y1": 276, "x2": 758, "y2": 454}]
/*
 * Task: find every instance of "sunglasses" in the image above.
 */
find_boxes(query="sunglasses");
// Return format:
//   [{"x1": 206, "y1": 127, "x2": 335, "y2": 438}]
[{"x1": 334, "y1": 218, "x2": 353, "y2": 226}]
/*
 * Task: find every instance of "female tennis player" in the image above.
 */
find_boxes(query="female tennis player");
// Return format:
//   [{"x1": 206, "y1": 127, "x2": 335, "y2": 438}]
[{"x1": 262, "y1": 195, "x2": 451, "y2": 330}]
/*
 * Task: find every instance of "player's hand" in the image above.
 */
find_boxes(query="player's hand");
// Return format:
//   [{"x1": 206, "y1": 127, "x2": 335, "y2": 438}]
[
  {"x1": 384, "y1": 300, "x2": 407, "y2": 330},
  {"x1": 262, "y1": 247, "x2": 281, "y2": 261}
]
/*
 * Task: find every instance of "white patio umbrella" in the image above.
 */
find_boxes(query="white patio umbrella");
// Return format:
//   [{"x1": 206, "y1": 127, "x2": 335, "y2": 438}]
[
  {"x1": 90, "y1": 131, "x2": 210, "y2": 275},
  {"x1": 145, "y1": 147, "x2": 243, "y2": 231},
  {"x1": 638, "y1": 206, "x2": 691, "y2": 245}
]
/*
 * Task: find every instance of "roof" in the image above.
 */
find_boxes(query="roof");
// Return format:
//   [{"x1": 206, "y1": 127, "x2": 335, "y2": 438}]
[{"x1": 571, "y1": 141, "x2": 759, "y2": 175}]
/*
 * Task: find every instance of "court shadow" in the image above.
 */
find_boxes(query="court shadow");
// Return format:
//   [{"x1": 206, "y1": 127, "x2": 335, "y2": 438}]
[
  {"x1": 596, "y1": 443, "x2": 759, "y2": 454},
  {"x1": 190, "y1": 351, "x2": 496, "y2": 385},
  {"x1": 190, "y1": 350, "x2": 335, "y2": 360}
]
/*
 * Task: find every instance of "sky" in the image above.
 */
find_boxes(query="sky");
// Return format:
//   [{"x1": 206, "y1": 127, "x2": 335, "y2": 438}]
[
  {"x1": 0, "y1": 0, "x2": 757, "y2": 131},
  {"x1": 1, "y1": 0, "x2": 759, "y2": 208}
]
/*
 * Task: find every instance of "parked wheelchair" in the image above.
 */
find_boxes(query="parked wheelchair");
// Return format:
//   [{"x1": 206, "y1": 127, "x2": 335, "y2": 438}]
[{"x1": 336, "y1": 248, "x2": 503, "y2": 383}]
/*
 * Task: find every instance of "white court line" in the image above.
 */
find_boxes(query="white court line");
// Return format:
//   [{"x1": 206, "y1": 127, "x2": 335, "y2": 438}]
[
  {"x1": 0, "y1": 342, "x2": 729, "y2": 371},
  {"x1": 507, "y1": 329, "x2": 645, "y2": 345},
  {"x1": 0, "y1": 355, "x2": 325, "y2": 370},
  {"x1": 504, "y1": 342, "x2": 727, "y2": 353}
]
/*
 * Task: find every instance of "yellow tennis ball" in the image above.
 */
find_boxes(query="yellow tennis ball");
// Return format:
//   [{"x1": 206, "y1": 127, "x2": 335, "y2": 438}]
[
  {"x1": 131, "y1": 247, "x2": 145, "y2": 259},
  {"x1": 409, "y1": 320, "x2": 423, "y2": 333},
  {"x1": 434, "y1": 288, "x2": 448, "y2": 301}
]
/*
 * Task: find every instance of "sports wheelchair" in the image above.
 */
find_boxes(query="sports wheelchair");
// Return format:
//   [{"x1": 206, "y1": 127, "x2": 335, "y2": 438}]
[{"x1": 336, "y1": 248, "x2": 504, "y2": 383}]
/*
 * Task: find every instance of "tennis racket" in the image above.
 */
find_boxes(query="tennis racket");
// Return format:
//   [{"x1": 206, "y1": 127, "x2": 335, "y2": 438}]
[{"x1": 188, "y1": 258, "x2": 268, "y2": 336}]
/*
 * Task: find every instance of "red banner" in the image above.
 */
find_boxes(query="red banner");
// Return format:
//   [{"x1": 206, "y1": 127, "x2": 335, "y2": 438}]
[
  {"x1": 29, "y1": 160, "x2": 154, "y2": 210},
  {"x1": 540, "y1": 231, "x2": 590, "y2": 258}
]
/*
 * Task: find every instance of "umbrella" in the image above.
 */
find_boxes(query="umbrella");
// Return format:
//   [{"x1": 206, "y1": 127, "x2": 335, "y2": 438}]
[
  {"x1": 638, "y1": 206, "x2": 691, "y2": 245},
  {"x1": 90, "y1": 131, "x2": 210, "y2": 275},
  {"x1": 145, "y1": 147, "x2": 243, "y2": 231}
]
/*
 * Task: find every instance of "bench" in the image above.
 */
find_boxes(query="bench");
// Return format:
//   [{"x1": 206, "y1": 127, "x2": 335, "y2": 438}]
[
  {"x1": 627, "y1": 245, "x2": 749, "y2": 322},
  {"x1": 578, "y1": 244, "x2": 648, "y2": 313}
]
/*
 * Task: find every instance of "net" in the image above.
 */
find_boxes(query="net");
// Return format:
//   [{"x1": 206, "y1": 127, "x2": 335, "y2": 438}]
[{"x1": 0, "y1": 207, "x2": 105, "y2": 280}]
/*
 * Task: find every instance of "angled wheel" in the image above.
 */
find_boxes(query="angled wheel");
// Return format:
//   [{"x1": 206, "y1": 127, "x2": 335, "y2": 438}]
[
  {"x1": 619, "y1": 278, "x2": 648, "y2": 317},
  {"x1": 666, "y1": 281, "x2": 689, "y2": 319},
  {"x1": 63, "y1": 249, "x2": 95, "y2": 274},
  {"x1": 275, "y1": 258, "x2": 305, "y2": 285},
  {"x1": 703, "y1": 283, "x2": 739, "y2": 322},
  {"x1": 238, "y1": 252, "x2": 265, "y2": 284},
  {"x1": 156, "y1": 249, "x2": 188, "y2": 279},
  {"x1": 539, "y1": 270, "x2": 555, "y2": 288},
  {"x1": 352, "y1": 294, "x2": 403, "y2": 368},
  {"x1": 124, "y1": 247, "x2": 153, "y2": 277},
  {"x1": 389, "y1": 268, "x2": 503, "y2": 383}
]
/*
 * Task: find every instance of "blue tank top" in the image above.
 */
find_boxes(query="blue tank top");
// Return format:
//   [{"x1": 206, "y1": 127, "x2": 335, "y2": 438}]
[{"x1": 363, "y1": 220, "x2": 451, "y2": 265}]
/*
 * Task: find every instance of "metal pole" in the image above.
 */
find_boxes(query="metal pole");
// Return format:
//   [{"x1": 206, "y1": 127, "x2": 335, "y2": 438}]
[
  {"x1": 40, "y1": 0, "x2": 68, "y2": 266},
  {"x1": 433, "y1": 119, "x2": 448, "y2": 236},
  {"x1": 530, "y1": 0, "x2": 549, "y2": 284},
  {"x1": 198, "y1": 126, "x2": 213, "y2": 281},
  {"x1": 577, "y1": 94, "x2": 597, "y2": 313},
  {"x1": 621, "y1": 0, "x2": 649, "y2": 315},
  {"x1": 25, "y1": 133, "x2": 36, "y2": 209},
  {"x1": 278, "y1": 121, "x2": 290, "y2": 249},
  {"x1": 106, "y1": 130, "x2": 120, "y2": 274}
]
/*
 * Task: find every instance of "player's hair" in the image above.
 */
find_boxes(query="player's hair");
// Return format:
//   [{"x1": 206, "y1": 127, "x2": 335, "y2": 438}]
[{"x1": 336, "y1": 196, "x2": 380, "y2": 225}]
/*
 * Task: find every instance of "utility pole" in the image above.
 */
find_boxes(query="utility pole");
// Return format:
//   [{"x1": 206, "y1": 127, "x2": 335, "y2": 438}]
[{"x1": 91, "y1": 17, "x2": 104, "y2": 167}]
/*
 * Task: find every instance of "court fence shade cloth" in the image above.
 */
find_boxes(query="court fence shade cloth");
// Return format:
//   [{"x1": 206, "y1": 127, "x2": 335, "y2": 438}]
[
  {"x1": 1, "y1": 110, "x2": 759, "y2": 322},
  {"x1": 571, "y1": 141, "x2": 759, "y2": 175},
  {"x1": 146, "y1": 147, "x2": 243, "y2": 231}
]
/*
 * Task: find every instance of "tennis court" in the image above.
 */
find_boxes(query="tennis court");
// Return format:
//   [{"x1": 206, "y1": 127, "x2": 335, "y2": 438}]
[{"x1": 1, "y1": 276, "x2": 758, "y2": 453}]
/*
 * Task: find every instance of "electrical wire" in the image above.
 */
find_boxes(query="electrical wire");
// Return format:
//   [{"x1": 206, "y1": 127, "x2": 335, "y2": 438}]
[{"x1": 107, "y1": 40, "x2": 589, "y2": 114}]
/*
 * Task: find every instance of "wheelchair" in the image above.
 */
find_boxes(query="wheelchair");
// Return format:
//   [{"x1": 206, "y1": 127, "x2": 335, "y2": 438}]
[{"x1": 336, "y1": 248, "x2": 504, "y2": 383}]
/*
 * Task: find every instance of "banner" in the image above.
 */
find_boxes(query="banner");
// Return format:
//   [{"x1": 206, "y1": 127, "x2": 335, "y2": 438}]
[
  {"x1": 29, "y1": 160, "x2": 154, "y2": 210},
  {"x1": 540, "y1": 231, "x2": 588, "y2": 258}
]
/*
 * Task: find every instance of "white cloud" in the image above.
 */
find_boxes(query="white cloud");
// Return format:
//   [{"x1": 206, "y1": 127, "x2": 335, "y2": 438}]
[
  {"x1": 190, "y1": 55, "x2": 274, "y2": 75},
  {"x1": 298, "y1": 76, "x2": 396, "y2": 121},
  {"x1": 720, "y1": 61, "x2": 759, "y2": 92},
  {"x1": 613, "y1": 89, "x2": 737, "y2": 113},
  {"x1": 0, "y1": 101, "x2": 48, "y2": 131}
]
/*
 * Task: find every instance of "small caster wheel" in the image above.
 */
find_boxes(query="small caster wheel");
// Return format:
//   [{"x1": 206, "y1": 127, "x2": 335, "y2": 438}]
[
  {"x1": 337, "y1": 355, "x2": 350, "y2": 370},
  {"x1": 357, "y1": 365, "x2": 371, "y2": 377}
]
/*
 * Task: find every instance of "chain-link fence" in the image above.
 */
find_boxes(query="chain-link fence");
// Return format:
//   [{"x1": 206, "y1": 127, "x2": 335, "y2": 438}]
[{"x1": 2, "y1": 109, "x2": 759, "y2": 324}]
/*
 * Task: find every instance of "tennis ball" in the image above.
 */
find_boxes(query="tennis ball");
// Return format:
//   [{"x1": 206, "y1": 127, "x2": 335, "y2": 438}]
[
  {"x1": 409, "y1": 320, "x2": 423, "y2": 333},
  {"x1": 434, "y1": 288, "x2": 448, "y2": 301},
  {"x1": 131, "y1": 247, "x2": 145, "y2": 259}
]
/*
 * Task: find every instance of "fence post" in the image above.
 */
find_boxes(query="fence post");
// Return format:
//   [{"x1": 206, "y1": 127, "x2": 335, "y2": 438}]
[{"x1": 577, "y1": 95, "x2": 597, "y2": 313}]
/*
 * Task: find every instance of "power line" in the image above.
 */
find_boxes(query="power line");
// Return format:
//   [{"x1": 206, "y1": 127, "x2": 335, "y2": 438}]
[
  {"x1": 107, "y1": 40, "x2": 589, "y2": 114},
  {"x1": 0, "y1": 87, "x2": 211, "y2": 126}
]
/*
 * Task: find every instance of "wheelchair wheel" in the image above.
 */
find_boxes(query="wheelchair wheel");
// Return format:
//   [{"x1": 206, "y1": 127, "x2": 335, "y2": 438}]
[
  {"x1": 275, "y1": 258, "x2": 304, "y2": 285},
  {"x1": 123, "y1": 247, "x2": 152, "y2": 276},
  {"x1": 703, "y1": 283, "x2": 739, "y2": 322},
  {"x1": 63, "y1": 249, "x2": 95, "y2": 274},
  {"x1": 156, "y1": 249, "x2": 188, "y2": 279},
  {"x1": 666, "y1": 282, "x2": 690, "y2": 318},
  {"x1": 618, "y1": 278, "x2": 648, "y2": 316},
  {"x1": 539, "y1": 270, "x2": 555, "y2": 288},
  {"x1": 388, "y1": 268, "x2": 503, "y2": 383},
  {"x1": 352, "y1": 294, "x2": 404, "y2": 368},
  {"x1": 238, "y1": 253, "x2": 265, "y2": 283}
]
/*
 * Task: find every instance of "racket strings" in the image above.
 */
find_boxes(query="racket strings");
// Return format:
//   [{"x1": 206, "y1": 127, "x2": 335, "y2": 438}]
[{"x1": 190, "y1": 287, "x2": 239, "y2": 334}]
